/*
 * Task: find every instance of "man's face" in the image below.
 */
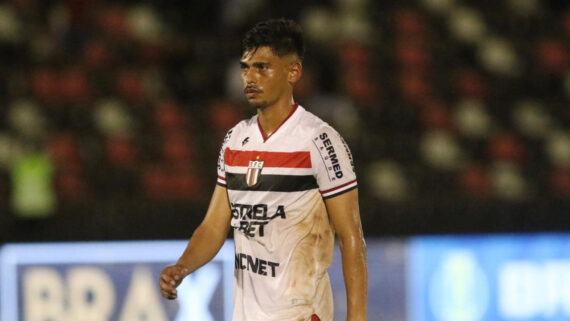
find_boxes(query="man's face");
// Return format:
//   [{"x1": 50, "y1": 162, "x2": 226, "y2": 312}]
[{"x1": 240, "y1": 46, "x2": 297, "y2": 109}]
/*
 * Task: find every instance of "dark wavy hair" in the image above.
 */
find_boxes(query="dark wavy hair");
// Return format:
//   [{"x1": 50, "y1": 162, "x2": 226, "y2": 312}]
[{"x1": 241, "y1": 18, "x2": 305, "y2": 61}]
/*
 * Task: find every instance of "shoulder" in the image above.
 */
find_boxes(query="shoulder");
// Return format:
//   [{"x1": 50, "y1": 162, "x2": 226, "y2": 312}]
[
  {"x1": 295, "y1": 105, "x2": 336, "y2": 137},
  {"x1": 222, "y1": 115, "x2": 256, "y2": 143},
  {"x1": 231, "y1": 115, "x2": 256, "y2": 133},
  {"x1": 296, "y1": 105, "x2": 343, "y2": 141}
]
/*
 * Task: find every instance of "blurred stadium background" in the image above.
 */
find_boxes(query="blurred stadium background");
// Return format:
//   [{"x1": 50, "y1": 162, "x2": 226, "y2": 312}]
[
  {"x1": 0, "y1": 0, "x2": 569, "y2": 239},
  {"x1": 0, "y1": 0, "x2": 569, "y2": 320}
]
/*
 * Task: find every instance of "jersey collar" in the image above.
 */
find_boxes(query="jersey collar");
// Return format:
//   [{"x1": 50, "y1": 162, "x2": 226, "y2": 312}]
[{"x1": 257, "y1": 103, "x2": 299, "y2": 143}]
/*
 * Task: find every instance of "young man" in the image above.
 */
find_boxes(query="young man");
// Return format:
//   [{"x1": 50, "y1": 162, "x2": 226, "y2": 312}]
[{"x1": 159, "y1": 19, "x2": 368, "y2": 321}]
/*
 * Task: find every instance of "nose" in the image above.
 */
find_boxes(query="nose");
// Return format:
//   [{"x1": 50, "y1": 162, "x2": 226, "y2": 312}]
[
  {"x1": 243, "y1": 72, "x2": 254, "y2": 85},
  {"x1": 242, "y1": 68, "x2": 258, "y2": 85}
]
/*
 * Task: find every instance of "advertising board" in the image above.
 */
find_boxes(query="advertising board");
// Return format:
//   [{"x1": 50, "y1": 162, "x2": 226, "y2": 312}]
[
  {"x1": 9, "y1": 234, "x2": 569, "y2": 321},
  {"x1": 0, "y1": 240, "x2": 404, "y2": 321},
  {"x1": 409, "y1": 234, "x2": 570, "y2": 321},
  {"x1": 0, "y1": 241, "x2": 234, "y2": 321}
]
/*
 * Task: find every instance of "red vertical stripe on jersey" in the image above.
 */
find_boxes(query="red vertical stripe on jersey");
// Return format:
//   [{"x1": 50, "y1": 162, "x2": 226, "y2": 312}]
[
  {"x1": 225, "y1": 148, "x2": 311, "y2": 168},
  {"x1": 311, "y1": 315, "x2": 321, "y2": 321}
]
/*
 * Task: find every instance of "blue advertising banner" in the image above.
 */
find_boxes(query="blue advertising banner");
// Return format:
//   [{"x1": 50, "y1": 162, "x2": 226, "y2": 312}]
[
  {"x1": 0, "y1": 241, "x2": 234, "y2": 321},
  {"x1": 409, "y1": 234, "x2": 570, "y2": 321},
  {"x1": 330, "y1": 240, "x2": 407, "y2": 320},
  {"x1": 9, "y1": 234, "x2": 570, "y2": 321},
  {"x1": 0, "y1": 239, "x2": 405, "y2": 321}
]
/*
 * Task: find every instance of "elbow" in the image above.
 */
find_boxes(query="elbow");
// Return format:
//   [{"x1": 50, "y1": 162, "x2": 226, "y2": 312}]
[{"x1": 338, "y1": 231, "x2": 367, "y2": 253}]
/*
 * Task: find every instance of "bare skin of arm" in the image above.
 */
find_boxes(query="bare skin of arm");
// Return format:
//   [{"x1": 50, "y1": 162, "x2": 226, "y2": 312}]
[
  {"x1": 325, "y1": 188, "x2": 368, "y2": 321},
  {"x1": 159, "y1": 184, "x2": 231, "y2": 299}
]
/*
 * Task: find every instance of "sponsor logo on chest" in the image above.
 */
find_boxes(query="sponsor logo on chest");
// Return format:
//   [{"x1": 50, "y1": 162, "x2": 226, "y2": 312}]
[{"x1": 246, "y1": 158, "x2": 264, "y2": 186}]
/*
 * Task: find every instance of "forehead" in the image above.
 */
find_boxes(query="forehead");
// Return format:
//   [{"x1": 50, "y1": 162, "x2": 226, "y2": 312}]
[{"x1": 241, "y1": 46, "x2": 280, "y2": 62}]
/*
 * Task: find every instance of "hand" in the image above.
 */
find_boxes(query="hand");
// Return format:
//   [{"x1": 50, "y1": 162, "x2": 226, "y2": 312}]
[{"x1": 159, "y1": 264, "x2": 190, "y2": 300}]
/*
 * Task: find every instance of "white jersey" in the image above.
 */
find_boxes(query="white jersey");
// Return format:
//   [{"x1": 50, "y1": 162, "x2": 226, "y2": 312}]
[{"x1": 216, "y1": 104, "x2": 357, "y2": 321}]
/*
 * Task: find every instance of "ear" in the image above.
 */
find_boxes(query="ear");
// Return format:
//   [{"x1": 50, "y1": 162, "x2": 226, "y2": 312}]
[{"x1": 288, "y1": 61, "x2": 302, "y2": 84}]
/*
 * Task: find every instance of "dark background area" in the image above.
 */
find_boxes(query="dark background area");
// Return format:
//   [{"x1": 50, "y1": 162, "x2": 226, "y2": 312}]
[{"x1": 0, "y1": 0, "x2": 569, "y2": 242}]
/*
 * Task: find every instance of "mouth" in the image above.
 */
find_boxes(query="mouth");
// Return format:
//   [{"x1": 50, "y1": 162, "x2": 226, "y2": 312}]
[{"x1": 244, "y1": 88, "x2": 261, "y2": 97}]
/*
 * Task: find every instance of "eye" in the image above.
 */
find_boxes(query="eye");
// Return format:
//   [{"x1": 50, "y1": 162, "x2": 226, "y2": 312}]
[{"x1": 255, "y1": 64, "x2": 269, "y2": 71}]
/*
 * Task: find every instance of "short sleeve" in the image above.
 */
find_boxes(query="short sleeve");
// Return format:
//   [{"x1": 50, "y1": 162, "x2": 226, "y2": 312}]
[
  {"x1": 310, "y1": 125, "x2": 357, "y2": 199},
  {"x1": 216, "y1": 129, "x2": 234, "y2": 187}
]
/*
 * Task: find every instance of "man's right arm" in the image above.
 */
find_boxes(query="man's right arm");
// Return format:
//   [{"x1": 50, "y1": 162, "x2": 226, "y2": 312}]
[{"x1": 159, "y1": 184, "x2": 231, "y2": 299}]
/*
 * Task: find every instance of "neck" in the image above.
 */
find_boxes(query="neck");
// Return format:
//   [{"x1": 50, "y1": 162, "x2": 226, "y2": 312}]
[{"x1": 257, "y1": 97, "x2": 295, "y2": 136}]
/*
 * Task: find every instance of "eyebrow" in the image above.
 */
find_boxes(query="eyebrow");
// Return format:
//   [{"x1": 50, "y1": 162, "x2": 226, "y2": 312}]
[{"x1": 240, "y1": 61, "x2": 270, "y2": 68}]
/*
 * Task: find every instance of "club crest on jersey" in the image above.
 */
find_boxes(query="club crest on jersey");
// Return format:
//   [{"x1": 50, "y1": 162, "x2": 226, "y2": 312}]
[{"x1": 246, "y1": 159, "x2": 264, "y2": 187}]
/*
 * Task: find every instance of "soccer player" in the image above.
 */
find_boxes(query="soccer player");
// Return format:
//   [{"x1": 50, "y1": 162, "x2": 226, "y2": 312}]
[{"x1": 159, "y1": 18, "x2": 368, "y2": 321}]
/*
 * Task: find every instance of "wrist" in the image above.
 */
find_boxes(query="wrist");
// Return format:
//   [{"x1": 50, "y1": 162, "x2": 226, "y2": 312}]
[{"x1": 174, "y1": 262, "x2": 191, "y2": 276}]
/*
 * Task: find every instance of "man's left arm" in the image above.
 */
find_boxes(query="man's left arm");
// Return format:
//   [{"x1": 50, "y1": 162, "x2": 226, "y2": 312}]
[{"x1": 325, "y1": 188, "x2": 367, "y2": 321}]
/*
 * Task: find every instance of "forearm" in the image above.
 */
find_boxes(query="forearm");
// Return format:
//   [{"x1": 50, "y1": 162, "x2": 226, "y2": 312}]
[
  {"x1": 339, "y1": 235, "x2": 368, "y2": 321},
  {"x1": 176, "y1": 223, "x2": 227, "y2": 273}
]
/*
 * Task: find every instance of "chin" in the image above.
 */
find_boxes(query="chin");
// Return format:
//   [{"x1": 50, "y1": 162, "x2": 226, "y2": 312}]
[{"x1": 247, "y1": 99, "x2": 268, "y2": 110}]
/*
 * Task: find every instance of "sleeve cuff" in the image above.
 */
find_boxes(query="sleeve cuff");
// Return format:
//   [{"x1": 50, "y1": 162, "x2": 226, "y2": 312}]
[{"x1": 320, "y1": 180, "x2": 357, "y2": 199}]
